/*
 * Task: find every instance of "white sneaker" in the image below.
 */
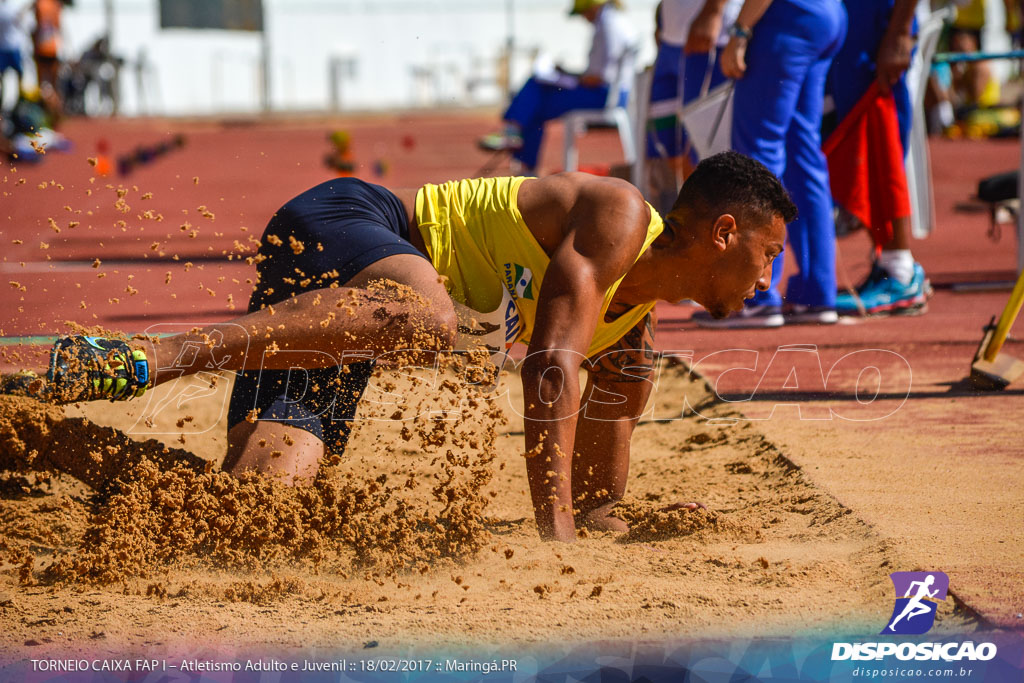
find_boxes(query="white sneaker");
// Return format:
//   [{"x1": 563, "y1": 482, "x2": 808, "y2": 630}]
[
  {"x1": 692, "y1": 304, "x2": 785, "y2": 329},
  {"x1": 784, "y1": 305, "x2": 839, "y2": 325}
]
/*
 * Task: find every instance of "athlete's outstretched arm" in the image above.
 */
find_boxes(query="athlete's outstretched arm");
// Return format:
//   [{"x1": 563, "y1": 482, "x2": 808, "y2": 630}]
[
  {"x1": 521, "y1": 252, "x2": 606, "y2": 543},
  {"x1": 520, "y1": 181, "x2": 650, "y2": 542},
  {"x1": 572, "y1": 310, "x2": 656, "y2": 532}
]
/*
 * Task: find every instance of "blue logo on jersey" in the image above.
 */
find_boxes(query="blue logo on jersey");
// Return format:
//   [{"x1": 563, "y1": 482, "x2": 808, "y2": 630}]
[{"x1": 503, "y1": 297, "x2": 521, "y2": 347}]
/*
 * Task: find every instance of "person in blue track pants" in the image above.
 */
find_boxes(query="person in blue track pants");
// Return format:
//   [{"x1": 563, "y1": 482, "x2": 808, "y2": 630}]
[{"x1": 694, "y1": 0, "x2": 847, "y2": 328}]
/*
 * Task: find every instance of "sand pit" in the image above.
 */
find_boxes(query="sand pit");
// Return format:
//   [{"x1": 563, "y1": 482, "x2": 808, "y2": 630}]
[{"x1": 0, "y1": 360, "x2": 984, "y2": 660}]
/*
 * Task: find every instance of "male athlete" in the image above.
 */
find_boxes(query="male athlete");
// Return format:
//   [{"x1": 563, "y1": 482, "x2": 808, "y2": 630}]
[{"x1": 26, "y1": 151, "x2": 793, "y2": 543}]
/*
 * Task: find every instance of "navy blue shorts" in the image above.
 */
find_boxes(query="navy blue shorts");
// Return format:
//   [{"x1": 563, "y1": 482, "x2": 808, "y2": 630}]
[
  {"x1": 227, "y1": 178, "x2": 426, "y2": 455},
  {"x1": 0, "y1": 49, "x2": 22, "y2": 76}
]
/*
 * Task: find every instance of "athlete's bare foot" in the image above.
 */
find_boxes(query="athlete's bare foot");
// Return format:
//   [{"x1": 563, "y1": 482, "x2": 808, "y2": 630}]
[{"x1": 577, "y1": 502, "x2": 629, "y2": 533}]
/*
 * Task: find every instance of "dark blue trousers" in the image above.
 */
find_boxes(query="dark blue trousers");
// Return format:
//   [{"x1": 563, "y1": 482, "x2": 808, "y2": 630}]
[
  {"x1": 504, "y1": 76, "x2": 615, "y2": 169},
  {"x1": 732, "y1": 0, "x2": 847, "y2": 308}
]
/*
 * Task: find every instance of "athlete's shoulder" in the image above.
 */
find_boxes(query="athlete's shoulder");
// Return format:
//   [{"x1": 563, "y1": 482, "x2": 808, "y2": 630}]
[
  {"x1": 570, "y1": 174, "x2": 652, "y2": 259},
  {"x1": 572, "y1": 173, "x2": 652, "y2": 235},
  {"x1": 521, "y1": 172, "x2": 646, "y2": 211}
]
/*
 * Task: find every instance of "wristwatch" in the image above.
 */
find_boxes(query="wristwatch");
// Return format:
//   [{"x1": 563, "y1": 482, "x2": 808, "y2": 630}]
[{"x1": 728, "y1": 23, "x2": 752, "y2": 41}]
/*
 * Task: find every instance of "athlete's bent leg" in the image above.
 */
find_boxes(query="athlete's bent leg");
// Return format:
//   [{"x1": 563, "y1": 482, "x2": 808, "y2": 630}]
[
  {"x1": 213, "y1": 253, "x2": 454, "y2": 482},
  {"x1": 223, "y1": 420, "x2": 325, "y2": 485}
]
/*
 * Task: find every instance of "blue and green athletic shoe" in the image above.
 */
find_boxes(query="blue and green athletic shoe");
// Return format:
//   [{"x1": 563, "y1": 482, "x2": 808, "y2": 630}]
[
  {"x1": 836, "y1": 263, "x2": 932, "y2": 317},
  {"x1": 46, "y1": 336, "x2": 150, "y2": 403}
]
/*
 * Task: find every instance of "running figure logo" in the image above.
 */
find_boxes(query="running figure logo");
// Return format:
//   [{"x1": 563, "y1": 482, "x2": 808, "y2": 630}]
[{"x1": 881, "y1": 571, "x2": 949, "y2": 635}]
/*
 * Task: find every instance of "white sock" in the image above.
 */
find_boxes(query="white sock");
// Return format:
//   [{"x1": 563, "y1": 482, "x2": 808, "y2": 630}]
[
  {"x1": 938, "y1": 100, "x2": 954, "y2": 128},
  {"x1": 878, "y1": 249, "x2": 915, "y2": 285}
]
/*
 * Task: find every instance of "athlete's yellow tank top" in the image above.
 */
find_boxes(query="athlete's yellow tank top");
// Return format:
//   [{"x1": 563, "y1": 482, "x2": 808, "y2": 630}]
[{"x1": 415, "y1": 176, "x2": 662, "y2": 358}]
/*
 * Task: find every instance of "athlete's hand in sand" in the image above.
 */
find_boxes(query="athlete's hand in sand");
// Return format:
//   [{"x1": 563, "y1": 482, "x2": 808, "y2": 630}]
[{"x1": 660, "y1": 501, "x2": 707, "y2": 513}]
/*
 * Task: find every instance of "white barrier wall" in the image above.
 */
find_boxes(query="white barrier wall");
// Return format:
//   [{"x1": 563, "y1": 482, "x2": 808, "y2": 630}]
[{"x1": 37, "y1": 0, "x2": 659, "y2": 116}]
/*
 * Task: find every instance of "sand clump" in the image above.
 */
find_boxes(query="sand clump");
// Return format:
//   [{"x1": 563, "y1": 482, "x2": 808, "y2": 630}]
[
  {"x1": 0, "y1": 395, "x2": 208, "y2": 492},
  {"x1": 613, "y1": 500, "x2": 760, "y2": 544},
  {"x1": 0, "y1": 350, "x2": 507, "y2": 586}
]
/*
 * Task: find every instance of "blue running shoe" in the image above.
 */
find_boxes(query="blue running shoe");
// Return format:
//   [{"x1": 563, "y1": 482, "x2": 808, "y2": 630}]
[
  {"x1": 47, "y1": 336, "x2": 150, "y2": 404},
  {"x1": 836, "y1": 262, "x2": 932, "y2": 316}
]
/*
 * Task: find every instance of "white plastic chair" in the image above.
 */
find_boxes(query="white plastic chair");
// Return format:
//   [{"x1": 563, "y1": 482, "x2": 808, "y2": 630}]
[
  {"x1": 562, "y1": 45, "x2": 639, "y2": 172},
  {"x1": 906, "y1": 5, "x2": 954, "y2": 239},
  {"x1": 631, "y1": 49, "x2": 727, "y2": 199},
  {"x1": 631, "y1": 64, "x2": 655, "y2": 192}
]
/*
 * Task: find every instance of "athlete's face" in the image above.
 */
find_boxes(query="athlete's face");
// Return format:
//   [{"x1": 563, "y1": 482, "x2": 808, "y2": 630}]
[{"x1": 699, "y1": 213, "x2": 786, "y2": 319}]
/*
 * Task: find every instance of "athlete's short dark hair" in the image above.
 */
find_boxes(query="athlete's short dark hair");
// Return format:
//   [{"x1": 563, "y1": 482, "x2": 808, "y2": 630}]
[{"x1": 671, "y1": 151, "x2": 797, "y2": 227}]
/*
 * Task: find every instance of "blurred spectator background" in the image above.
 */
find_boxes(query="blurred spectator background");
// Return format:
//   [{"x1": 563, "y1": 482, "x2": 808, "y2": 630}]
[{"x1": 1, "y1": 0, "x2": 666, "y2": 117}]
